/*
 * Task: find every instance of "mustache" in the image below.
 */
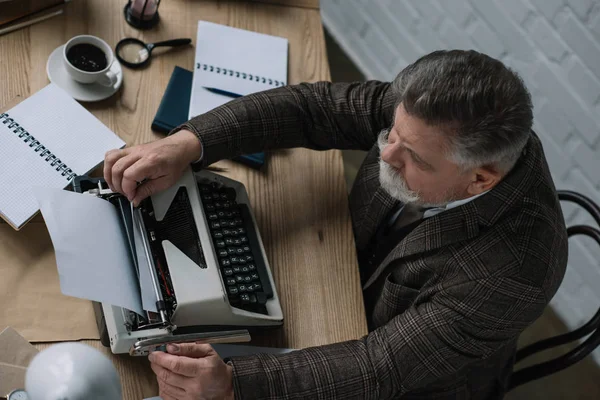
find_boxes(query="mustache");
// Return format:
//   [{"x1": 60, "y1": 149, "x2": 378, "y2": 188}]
[{"x1": 379, "y1": 160, "x2": 421, "y2": 204}]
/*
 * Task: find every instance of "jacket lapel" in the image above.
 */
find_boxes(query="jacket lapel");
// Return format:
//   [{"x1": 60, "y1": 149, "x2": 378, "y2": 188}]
[
  {"x1": 354, "y1": 186, "x2": 398, "y2": 251},
  {"x1": 363, "y1": 201, "x2": 480, "y2": 289},
  {"x1": 350, "y1": 151, "x2": 399, "y2": 250}
]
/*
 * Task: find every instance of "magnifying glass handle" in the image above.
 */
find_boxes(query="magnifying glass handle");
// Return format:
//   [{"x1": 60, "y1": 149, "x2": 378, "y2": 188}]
[{"x1": 148, "y1": 38, "x2": 192, "y2": 50}]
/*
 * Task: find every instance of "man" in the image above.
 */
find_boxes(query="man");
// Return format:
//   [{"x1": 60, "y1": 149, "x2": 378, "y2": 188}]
[{"x1": 104, "y1": 50, "x2": 568, "y2": 399}]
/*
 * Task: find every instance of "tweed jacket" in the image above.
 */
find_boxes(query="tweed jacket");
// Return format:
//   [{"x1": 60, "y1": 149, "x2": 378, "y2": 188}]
[{"x1": 178, "y1": 81, "x2": 568, "y2": 399}]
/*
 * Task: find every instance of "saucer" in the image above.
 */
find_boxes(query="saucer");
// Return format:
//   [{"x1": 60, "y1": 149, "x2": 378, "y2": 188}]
[{"x1": 46, "y1": 44, "x2": 123, "y2": 102}]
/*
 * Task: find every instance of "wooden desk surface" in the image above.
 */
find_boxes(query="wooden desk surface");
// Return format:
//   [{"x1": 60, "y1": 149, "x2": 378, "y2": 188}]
[
  {"x1": 250, "y1": 0, "x2": 320, "y2": 9},
  {"x1": 0, "y1": 0, "x2": 366, "y2": 398}
]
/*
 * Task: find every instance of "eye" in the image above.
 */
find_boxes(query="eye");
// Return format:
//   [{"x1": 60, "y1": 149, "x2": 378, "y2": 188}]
[
  {"x1": 408, "y1": 150, "x2": 432, "y2": 170},
  {"x1": 408, "y1": 150, "x2": 422, "y2": 164}
]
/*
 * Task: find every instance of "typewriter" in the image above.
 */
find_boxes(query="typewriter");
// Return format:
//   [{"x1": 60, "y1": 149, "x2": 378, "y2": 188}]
[{"x1": 73, "y1": 168, "x2": 283, "y2": 355}]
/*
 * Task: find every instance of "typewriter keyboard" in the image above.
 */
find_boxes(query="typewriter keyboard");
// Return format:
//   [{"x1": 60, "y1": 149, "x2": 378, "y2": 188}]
[{"x1": 198, "y1": 182, "x2": 274, "y2": 314}]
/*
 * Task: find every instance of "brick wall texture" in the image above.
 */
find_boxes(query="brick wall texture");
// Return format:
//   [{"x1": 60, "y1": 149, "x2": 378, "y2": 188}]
[{"x1": 321, "y1": 0, "x2": 600, "y2": 363}]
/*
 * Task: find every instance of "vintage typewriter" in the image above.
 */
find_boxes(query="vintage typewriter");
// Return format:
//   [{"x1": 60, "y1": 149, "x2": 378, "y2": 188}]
[{"x1": 73, "y1": 168, "x2": 283, "y2": 355}]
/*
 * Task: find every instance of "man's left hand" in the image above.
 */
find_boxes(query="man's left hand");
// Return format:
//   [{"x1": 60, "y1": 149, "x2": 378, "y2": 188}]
[{"x1": 149, "y1": 343, "x2": 234, "y2": 400}]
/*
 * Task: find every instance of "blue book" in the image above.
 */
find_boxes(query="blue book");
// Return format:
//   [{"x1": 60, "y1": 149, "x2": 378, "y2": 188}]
[{"x1": 152, "y1": 66, "x2": 265, "y2": 169}]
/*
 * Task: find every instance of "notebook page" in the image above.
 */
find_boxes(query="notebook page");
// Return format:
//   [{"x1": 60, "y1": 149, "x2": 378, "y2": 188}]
[
  {"x1": 7, "y1": 84, "x2": 125, "y2": 176},
  {"x1": 0, "y1": 120, "x2": 67, "y2": 228},
  {"x1": 189, "y1": 21, "x2": 288, "y2": 118}
]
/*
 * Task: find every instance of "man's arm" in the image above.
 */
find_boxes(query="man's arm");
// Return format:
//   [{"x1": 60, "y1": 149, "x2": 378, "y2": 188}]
[
  {"x1": 227, "y1": 276, "x2": 546, "y2": 399},
  {"x1": 104, "y1": 81, "x2": 393, "y2": 204},
  {"x1": 175, "y1": 81, "x2": 395, "y2": 167}
]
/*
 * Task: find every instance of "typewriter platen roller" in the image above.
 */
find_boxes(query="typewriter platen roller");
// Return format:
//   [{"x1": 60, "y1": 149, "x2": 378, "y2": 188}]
[{"x1": 73, "y1": 168, "x2": 283, "y2": 355}]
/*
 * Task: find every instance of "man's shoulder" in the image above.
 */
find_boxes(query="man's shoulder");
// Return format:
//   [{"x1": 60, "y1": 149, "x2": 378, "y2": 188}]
[
  {"x1": 510, "y1": 178, "x2": 568, "y2": 293},
  {"x1": 446, "y1": 178, "x2": 568, "y2": 296}
]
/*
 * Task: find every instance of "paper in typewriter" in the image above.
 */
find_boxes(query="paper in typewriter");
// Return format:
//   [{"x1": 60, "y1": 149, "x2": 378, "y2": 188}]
[
  {"x1": 133, "y1": 208, "x2": 159, "y2": 313},
  {"x1": 189, "y1": 21, "x2": 288, "y2": 118},
  {"x1": 34, "y1": 187, "x2": 145, "y2": 315}
]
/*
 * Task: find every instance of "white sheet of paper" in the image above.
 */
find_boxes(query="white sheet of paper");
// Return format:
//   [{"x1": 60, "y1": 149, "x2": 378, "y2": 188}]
[
  {"x1": 133, "y1": 210, "x2": 158, "y2": 313},
  {"x1": 34, "y1": 187, "x2": 143, "y2": 315},
  {"x1": 189, "y1": 21, "x2": 288, "y2": 118}
]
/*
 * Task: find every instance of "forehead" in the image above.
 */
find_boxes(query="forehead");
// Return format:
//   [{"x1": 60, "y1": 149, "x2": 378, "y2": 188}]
[{"x1": 392, "y1": 104, "x2": 449, "y2": 150}]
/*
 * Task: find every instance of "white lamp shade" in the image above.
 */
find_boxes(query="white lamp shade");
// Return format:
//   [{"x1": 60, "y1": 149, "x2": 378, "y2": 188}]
[{"x1": 25, "y1": 342, "x2": 122, "y2": 400}]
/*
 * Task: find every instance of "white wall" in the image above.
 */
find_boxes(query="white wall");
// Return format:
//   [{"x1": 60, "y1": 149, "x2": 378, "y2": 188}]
[{"x1": 322, "y1": 0, "x2": 600, "y2": 363}]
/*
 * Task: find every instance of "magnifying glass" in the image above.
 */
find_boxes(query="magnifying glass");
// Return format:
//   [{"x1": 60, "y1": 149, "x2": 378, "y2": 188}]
[{"x1": 115, "y1": 38, "x2": 191, "y2": 68}]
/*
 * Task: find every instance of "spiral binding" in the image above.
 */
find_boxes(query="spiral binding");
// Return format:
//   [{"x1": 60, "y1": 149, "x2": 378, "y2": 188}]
[
  {"x1": 195, "y1": 62, "x2": 285, "y2": 87},
  {"x1": 0, "y1": 113, "x2": 76, "y2": 181}
]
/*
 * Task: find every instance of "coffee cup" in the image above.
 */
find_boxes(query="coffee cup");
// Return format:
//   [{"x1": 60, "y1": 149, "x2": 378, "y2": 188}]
[{"x1": 63, "y1": 35, "x2": 118, "y2": 87}]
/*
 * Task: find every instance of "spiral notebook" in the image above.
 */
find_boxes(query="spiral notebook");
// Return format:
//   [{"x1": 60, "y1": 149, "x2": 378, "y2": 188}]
[
  {"x1": 0, "y1": 83, "x2": 125, "y2": 230},
  {"x1": 189, "y1": 20, "x2": 288, "y2": 118}
]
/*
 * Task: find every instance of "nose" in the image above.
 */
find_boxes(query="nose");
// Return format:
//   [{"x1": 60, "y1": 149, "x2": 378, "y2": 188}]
[{"x1": 381, "y1": 141, "x2": 402, "y2": 167}]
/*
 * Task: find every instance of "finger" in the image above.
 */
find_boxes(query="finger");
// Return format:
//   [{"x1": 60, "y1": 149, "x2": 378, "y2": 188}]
[
  {"x1": 131, "y1": 176, "x2": 174, "y2": 207},
  {"x1": 150, "y1": 361, "x2": 189, "y2": 389},
  {"x1": 111, "y1": 153, "x2": 142, "y2": 195},
  {"x1": 104, "y1": 148, "x2": 129, "y2": 190},
  {"x1": 149, "y1": 351, "x2": 200, "y2": 378},
  {"x1": 157, "y1": 381, "x2": 186, "y2": 399},
  {"x1": 167, "y1": 343, "x2": 215, "y2": 359},
  {"x1": 121, "y1": 159, "x2": 162, "y2": 201}
]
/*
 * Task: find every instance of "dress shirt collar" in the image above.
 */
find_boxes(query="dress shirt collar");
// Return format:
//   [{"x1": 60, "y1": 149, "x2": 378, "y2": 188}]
[{"x1": 422, "y1": 190, "x2": 490, "y2": 219}]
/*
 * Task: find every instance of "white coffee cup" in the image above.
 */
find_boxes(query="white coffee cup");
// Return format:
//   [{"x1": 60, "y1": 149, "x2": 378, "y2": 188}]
[{"x1": 63, "y1": 35, "x2": 118, "y2": 87}]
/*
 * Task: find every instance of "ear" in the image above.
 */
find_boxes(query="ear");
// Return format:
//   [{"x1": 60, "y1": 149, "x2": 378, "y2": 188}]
[{"x1": 466, "y1": 165, "x2": 502, "y2": 196}]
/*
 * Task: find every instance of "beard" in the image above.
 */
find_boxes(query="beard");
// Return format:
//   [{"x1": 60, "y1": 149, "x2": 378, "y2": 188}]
[
  {"x1": 377, "y1": 129, "x2": 457, "y2": 207},
  {"x1": 377, "y1": 129, "x2": 421, "y2": 204}
]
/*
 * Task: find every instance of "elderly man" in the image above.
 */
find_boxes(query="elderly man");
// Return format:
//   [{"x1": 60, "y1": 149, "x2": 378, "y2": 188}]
[{"x1": 104, "y1": 50, "x2": 567, "y2": 399}]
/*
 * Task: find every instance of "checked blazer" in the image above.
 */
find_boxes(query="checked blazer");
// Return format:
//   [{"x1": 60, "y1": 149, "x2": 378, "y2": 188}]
[{"x1": 177, "y1": 81, "x2": 568, "y2": 399}]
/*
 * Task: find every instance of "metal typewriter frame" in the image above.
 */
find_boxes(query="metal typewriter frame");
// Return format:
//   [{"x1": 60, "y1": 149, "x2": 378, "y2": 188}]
[{"x1": 74, "y1": 169, "x2": 283, "y2": 355}]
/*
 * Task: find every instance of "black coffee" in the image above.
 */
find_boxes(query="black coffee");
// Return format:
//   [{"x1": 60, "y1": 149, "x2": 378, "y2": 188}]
[{"x1": 66, "y1": 43, "x2": 108, "y2": 72}]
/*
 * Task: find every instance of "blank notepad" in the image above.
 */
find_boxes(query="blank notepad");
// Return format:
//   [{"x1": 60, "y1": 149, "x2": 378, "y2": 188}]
[
  {"x1": 0, "y1": 83, "x2": 125, "y2": 229},
  {"x1": 189, "y1": 21, "x2": 288, "y2": 118}
]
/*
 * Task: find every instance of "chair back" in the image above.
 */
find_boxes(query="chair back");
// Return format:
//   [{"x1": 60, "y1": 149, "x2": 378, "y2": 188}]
[{"x1": 509, "y1": 190, "x2": 600, "y2": 390}]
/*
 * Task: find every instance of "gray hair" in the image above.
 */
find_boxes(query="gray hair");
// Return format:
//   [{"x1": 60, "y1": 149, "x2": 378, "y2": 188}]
[{"x1": 391, "y1": 50, "x2": 533, "y2": 174}]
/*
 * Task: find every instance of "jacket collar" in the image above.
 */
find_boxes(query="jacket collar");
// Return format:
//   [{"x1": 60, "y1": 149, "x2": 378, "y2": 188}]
[
  {"x1": 471, "y1": 136, "x2": 539, "y2": 227},
  {"x1": 422, "y1": 190, "x2": 489, "y2": 219}
]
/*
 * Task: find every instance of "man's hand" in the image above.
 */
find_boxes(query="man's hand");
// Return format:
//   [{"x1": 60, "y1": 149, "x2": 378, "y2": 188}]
[
  {"x1": 103, "y1": 130, "x2": 202, "y2": 206},
  {"x1": 149, "y1": 343, "x2": 235, "y2": 400}
]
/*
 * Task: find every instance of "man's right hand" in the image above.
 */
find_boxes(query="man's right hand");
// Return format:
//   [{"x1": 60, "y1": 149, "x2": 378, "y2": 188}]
[{"x1": 103, "y1": 130, "x2": 202, "y2": 206}]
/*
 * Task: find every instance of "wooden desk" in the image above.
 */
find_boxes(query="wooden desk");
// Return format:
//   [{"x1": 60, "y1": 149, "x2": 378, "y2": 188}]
[
  {"x1": 250, "y1": 0, "x2": 320, "y2": 9},
  {"x1": 0, "y1": 0, "x2": 367, "y2": 398}
]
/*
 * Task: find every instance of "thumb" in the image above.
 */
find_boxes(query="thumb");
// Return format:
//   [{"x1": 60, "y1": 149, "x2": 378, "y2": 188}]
[
  {"x1": 132, "y1": 177, "x2": 171, "y2": 206},
  {"x1": 167, "y1": 342, "x2": 215, "y2": 358}
]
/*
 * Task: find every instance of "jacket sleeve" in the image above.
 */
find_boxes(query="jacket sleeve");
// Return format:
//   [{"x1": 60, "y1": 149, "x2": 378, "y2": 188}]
[
  {"x1": 172, "y1": 81, "x2": 395, "y2": 167},
  {"x1": 227, "y1": 276, "x2": 546, "y2": 399}
]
